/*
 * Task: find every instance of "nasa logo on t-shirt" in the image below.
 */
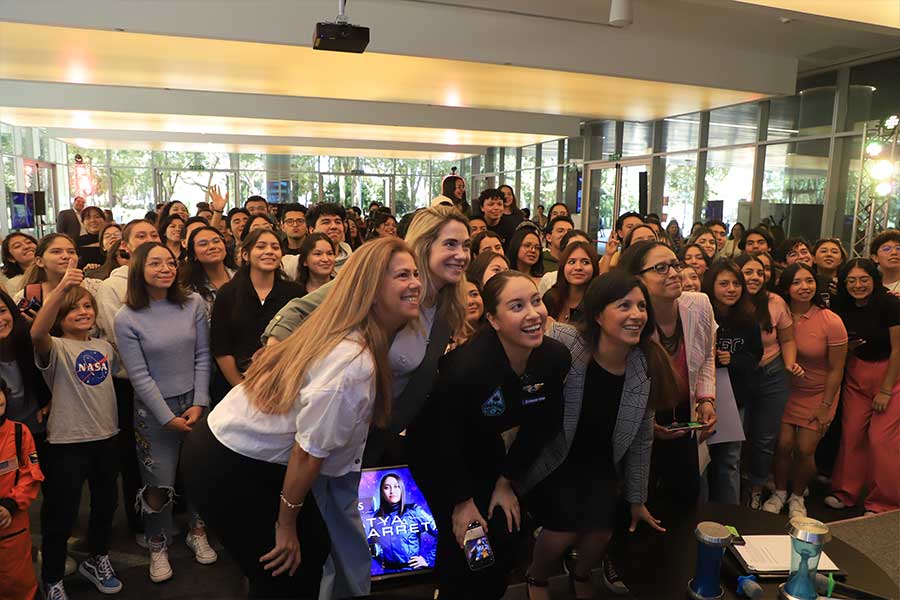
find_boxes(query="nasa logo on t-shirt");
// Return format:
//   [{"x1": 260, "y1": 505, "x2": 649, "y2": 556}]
[{"x1": 75, "y1": 350, "x2": 110, "y2": 386}]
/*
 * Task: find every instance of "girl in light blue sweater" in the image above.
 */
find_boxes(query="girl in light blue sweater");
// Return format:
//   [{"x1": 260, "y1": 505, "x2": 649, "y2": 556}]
[{"x1": 114, "y1": 242, "x2": 215, "y2": 583}]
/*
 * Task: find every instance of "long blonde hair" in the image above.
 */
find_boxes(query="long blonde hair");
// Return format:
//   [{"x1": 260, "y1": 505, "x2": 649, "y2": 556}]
[
  {"x1": 242, "y1": 237, "x2": 412, "y2": 425},
  {"x1": 404, "y1": 206, "x2": 470, "y2": 338}
]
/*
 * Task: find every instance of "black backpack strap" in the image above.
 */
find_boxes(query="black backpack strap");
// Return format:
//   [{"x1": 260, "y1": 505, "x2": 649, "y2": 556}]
[{"x1": 14, "y1": 422, "x2": 23, "y2": 485}]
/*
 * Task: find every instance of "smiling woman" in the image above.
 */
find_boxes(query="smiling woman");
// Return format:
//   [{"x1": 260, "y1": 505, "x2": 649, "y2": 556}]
[
  {"x1": 114, "y1": 241, "x2": 217, "y2": 580},
  {"x1": 407, "y1": 270, "x2": 570, "y2": 600}
]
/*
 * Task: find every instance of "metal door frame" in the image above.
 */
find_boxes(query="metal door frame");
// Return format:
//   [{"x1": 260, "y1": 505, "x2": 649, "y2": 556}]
[{"x1": 583, "y1": 158, "x2": 651, "y2": 240}]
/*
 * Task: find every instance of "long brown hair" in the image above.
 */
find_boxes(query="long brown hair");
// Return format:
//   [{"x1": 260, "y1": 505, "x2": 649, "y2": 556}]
[
  {"x1": 22, "y1": 233, "x2": 75, "y2": 286},
  {"x1": 242, "y1": 237, "x2": 413, "y2": 426},
  {"x1": 125, "y1": 242, "x2": 189, "y2": 310},
  {"x1": 545, "y1": 241, "x2": 599, "y2": 321},
  {"x1": 403, "y1": 205, "x2": 470, "y2": 338},
  {"x1": 578, "y1": 270, "x2": 677, "y2": 410}
]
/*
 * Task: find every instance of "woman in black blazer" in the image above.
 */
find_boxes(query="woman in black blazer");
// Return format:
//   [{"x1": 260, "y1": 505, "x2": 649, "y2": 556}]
[
  {"x1": 407, "y1": 270, "x2": 570, "y2": 600},
  {"x1": 521, "y1": 271, "x2": 676, "y2": 600}
]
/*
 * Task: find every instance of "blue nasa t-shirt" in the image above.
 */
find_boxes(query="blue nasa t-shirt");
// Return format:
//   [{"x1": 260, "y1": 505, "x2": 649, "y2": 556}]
[{"x1": 36, "y1": 336, "x2": 119, "y2": 444}]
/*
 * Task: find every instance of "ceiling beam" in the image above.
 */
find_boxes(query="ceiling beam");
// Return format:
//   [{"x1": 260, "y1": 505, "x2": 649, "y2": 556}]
[{"x1": 0, "y1": 80, "x2": 580, "y2": 137}]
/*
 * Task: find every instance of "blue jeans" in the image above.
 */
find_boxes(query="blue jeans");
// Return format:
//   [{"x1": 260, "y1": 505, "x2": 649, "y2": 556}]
[
  {"x1": 708, "y1": 435, "x2": 742, "y2": 505},
  {"x1": 134, "y1": 391, "x2": 203, "y2": 545},
  {"x1": 743, "y1": 356, "x2": 790, "y2": 487}
]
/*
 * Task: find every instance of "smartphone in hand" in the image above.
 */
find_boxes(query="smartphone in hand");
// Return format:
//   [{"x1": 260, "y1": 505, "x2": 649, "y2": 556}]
[{"x1": 463, "y1": 522, "x2": 494, "y2": 571}]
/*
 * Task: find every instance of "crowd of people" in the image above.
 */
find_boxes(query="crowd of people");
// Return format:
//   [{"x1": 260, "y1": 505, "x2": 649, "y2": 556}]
[{"x1": 0, "y1": 175, "x2": 897, "y2": 600}]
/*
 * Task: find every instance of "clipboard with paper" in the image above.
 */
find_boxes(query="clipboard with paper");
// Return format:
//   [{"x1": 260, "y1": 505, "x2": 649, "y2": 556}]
[{"x1": 729, "y1": 535, "x2": 844, "y2": 579}]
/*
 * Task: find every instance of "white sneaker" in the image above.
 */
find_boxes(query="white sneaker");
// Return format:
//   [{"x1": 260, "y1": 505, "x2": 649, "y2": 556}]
[
  {"x1": 788, "y1": 494, "x2": 807, "y2": 520},
  {"x1": 149, "y1": 547, "x2": 173, "y2": 583},
  {"x1": 762, "y1": 490, "x2": 787, "y2": 514},
  {"x1": 42, "y1": 580, "x2": 68, "y2": 600},
  {"x1": 186, "y1": 531, "x2": 218, "y2": 565},
  {"x1": 824, "y1": 495, "x2": 846, "y2": 509}
]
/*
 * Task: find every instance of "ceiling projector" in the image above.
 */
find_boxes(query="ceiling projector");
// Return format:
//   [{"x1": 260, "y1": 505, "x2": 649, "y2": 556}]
[{"x1": 313, "y1": 21, "x2": 369, "y2": 53}]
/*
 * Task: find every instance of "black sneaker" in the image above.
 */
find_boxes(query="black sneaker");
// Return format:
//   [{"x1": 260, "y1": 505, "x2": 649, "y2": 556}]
[{"x1": 601, "y1": 558, "x2": 629, "y2": 595}]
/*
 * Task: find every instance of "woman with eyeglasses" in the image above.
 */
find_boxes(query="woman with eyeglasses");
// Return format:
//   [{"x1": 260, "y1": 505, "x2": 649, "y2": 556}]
[
  {"x1": 733, "y1": 253, "x2": 803, "y2": 509},
  {"x1": 619, "y1": 241, "x2": 718, "y2": 511},
  {"x1": 507, "y1": 228, "x2": 544, "y2": 286},
  {"x1": 114, "y1": 242, "x2": 216, "y2": 582},
  {"x1": 870, "y1": 229, "x2": 900, "y2": 295},
  {"x1": 762, "y1": 263, "x2": 847, "y2": 520},
  {"x1": 179, "y1": 226, "x2": 233, "y2": 319},
  {"x1": 825, "y1": 259, "x2": 900, "y2": 515}
]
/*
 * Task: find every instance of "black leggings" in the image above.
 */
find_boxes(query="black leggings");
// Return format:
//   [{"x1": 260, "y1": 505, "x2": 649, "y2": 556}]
[
  {"x1": 40, "y1": 437, "x2": 119, "y2": 583},
  {"x1": 180, "y1": 419, "x2": 329, "y2": 599}
]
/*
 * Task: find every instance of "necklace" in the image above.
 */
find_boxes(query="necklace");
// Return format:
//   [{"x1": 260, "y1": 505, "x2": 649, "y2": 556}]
[{"x1": 656, "y1": 314, "x2": 682, "y2": 356}]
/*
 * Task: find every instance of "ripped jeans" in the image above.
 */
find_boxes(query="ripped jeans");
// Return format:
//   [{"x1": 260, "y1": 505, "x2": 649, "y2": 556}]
[{"x1": 134, "y1": 390, "x2": 204, "y2": 547}]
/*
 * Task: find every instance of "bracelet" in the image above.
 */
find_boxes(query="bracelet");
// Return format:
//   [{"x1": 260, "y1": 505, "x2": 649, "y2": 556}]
[
  {"x1": 879, "y1": 388, "x2": 891, "y2": 395},
  {"x1": 279, "y1": 492, "x2": 303, "y2": 510},
  {"x1": 697, "y1": 397, "x2": 715, "y2": 407}
]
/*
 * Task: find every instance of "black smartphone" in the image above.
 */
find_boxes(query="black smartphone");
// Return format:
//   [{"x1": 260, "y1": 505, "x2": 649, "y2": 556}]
[
  {"x1": 17, "y1": 296, "x2": 41, "y2": 313},
  {"x1": 463, "y1": 522, "x2": 494, "y2": 571}
]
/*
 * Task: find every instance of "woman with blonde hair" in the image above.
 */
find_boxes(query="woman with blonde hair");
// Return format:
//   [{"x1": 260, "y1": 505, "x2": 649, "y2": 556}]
[
  {"x1": 261, "y1": 205, "x2": 471, "y2": 466},
  {"x1": 181, "y1": 238, "x2": 422, "y2": 599}
]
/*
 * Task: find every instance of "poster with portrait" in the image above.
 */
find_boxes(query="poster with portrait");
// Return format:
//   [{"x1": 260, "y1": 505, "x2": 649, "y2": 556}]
[{"x1": 357, "y1": 466, "x2": 438, "y2": 579}]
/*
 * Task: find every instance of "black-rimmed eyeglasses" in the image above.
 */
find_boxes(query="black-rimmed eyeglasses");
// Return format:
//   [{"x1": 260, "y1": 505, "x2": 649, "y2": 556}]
[{"x1": 639, "y1": 261, "x2": 686, "y2": 275}]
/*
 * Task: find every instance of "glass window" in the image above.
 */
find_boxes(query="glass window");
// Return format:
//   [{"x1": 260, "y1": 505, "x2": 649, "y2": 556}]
[
  {"x1": 566, "y1": 136, "x2": 583, "y2": 163},
  {"x1": 320, "y1": 156, "x2": 357, "y2": 172},
  {"x1": 291, "y1": 172, "x2": 317, "y2": 205},
  {"x1": 71, "y1": 165, "x2": 109, "y2": 208},
  {"x1": 239, "y1": 154, "x2": 266, "y2": 171},
  {"x1": 539, "y1": 167, "x2": 559, "y2": 206},
  {"x1": 833, "y1": 136, "x2": 862, "y2": 245},
  {"x1": 541, "y1": 140, "x2": 561, "y2": 166},
  {"x1": 622, "y1": 122, "x2": 653, "y2": 157},
  {"x1": 361, "y1": 157, "x2": 395, "y2": 174},
  {"x1": 587, "y1": 166, "x2": 616, "y2": 249},
  {"x1": 110, "y1": 149, "x2": 151, "y2": 167},
  {"x1": 662, "y1": 153, "x2": 698, "y2": 237},
  {"x1": 3, "y1": 155, "x2": 16, "y2": 199},
  {"x1": 521, "y1": 145, "x2": 537, "y2": 170},
  {"x1": 662, "y1": 114, "x2": 700, "y2": 152},
  {"x1": 109, "y1": 167, "x2": 153, "y2": 223},
  {"x1": 768, "y1": 72, "x2": 836, "y2": 140},
  {"x1": 481, "y1": 148, "x2": 500, "y2": 173},
  {"x1": 761, "y1": 139, "x2": 830, "y2": 242},
  {"x1": 847, "y1": 56, "x2": 900, "y2": 132},
  {"x1": 239, "y1": 170, "x2": 266, "y2": 200},
  {"x1": 290, "y1": 155, "x2": 318, "y2": 172},
  {"x1": 1, "y1": 122, "x2": 13, "y2": 156},
  {"x1": 708, "y1": 104, "x2": 759, "y2": 147},
  {"x1": 501, "y1": 147, "x2": 518, "y2": 171},
  {"x1": 704, "y1": 147, "x2": 755, "y2": 226},
  {"x1": 432, "y1": 160, "x2": 458, "y2": 179},
  {"x1": 519, "y1": 170, "x2": 535, "y2": 211},
  {"x1": 69, "y1": 146, "x2": 107, "y2": 167},
  {"x1": 588, "y1": 121, "x2": 616, "y2": 160},
  {"x1": 395, "y1": 160, "x2": 431, "y2": 215}
]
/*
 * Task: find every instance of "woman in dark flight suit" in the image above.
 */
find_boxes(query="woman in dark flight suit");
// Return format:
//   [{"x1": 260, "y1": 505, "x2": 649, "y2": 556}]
[{"x1": 407, "y1": 270, "x2": 570, "y2": 600}]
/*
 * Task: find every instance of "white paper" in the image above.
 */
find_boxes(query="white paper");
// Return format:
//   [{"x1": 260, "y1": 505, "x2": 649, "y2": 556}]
[
  {"x1": 707, "y1": 368, "x2": 746, "y2": 445},
  {"x1": 733, "y1": 535, "x2": 839, "y2": 573}
]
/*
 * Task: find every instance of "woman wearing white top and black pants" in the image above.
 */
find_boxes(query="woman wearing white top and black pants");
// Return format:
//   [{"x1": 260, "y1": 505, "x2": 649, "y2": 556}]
[{"x1": 182, "y1": 238, "x2": 422, "y2": 599}]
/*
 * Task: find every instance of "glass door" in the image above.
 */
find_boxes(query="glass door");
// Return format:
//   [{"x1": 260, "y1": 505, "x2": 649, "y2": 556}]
[
  {"x1": 585, "y1": 160, "x2": 650, "y2": 253},
  {"x1": 154, "y1": 168, "x2": 236, "y2": 213},
  {"x1": 586, "y1": 165, "x2": 617, "y2": 253}
]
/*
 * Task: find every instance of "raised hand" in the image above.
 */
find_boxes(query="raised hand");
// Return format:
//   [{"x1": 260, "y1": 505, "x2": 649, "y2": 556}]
[{"x1": 209, "y1": 185, "x2": 229, "y2": 212}]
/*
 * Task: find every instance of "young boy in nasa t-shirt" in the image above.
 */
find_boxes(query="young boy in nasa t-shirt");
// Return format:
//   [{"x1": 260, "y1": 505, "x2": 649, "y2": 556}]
[{"x1": 31, "y1": 264, "x2": 124, "y2": 597}]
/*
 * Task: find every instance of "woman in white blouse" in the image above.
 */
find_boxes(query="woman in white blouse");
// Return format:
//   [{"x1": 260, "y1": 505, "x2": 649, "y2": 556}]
[{"x1": 181, "y1": 237, "x2": 421, "y2": 600}]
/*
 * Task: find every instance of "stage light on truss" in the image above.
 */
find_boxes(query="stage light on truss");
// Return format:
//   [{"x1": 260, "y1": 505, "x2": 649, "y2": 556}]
[
  {"x1": 870, "y1": 159, "x2": 895, "y2": 181},
  {"x1": 866, "y1": 141, "x2": 883, "y2": 157},
  {"x1": 875, "y1": 181, "x2": 893, "y2": 197},
  {"x1": 885, "y1": 115, "x2": 899, "y2": 130}
]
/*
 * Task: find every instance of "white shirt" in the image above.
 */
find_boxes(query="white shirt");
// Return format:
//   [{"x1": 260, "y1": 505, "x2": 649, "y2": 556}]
[
  {"x1": 208, "y1": 335, "x2": 376, "y2": 476},
  {"x1": 388, "y1": 305, "x2": 434, "y2": 399}
]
